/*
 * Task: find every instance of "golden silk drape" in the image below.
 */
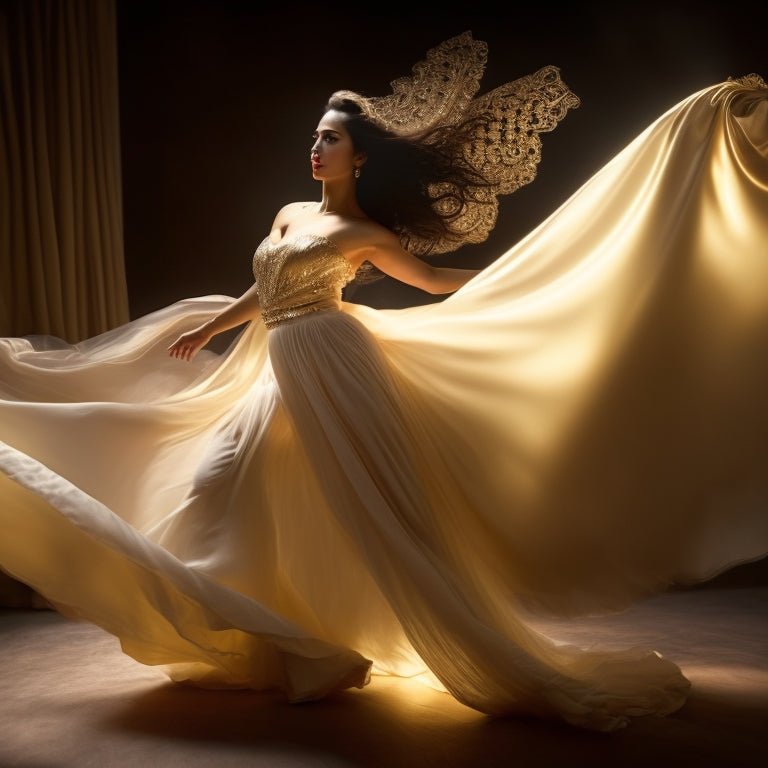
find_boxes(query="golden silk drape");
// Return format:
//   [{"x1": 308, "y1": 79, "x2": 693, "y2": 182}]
[
  {"x1": 0, "y1": 0, "x2": 127, "y2": 341},
  {"x1": 1, "y1": 75, "x2": 766, "y2": 730}
]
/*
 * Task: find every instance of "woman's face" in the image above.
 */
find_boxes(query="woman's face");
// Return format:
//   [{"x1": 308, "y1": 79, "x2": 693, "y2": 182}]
[{"x1": 310, "y1": 110, "x2": 365, "y2": 181}]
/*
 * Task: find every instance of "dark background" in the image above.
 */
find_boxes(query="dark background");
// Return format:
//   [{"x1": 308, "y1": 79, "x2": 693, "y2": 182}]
[{"x1": 116, "y1": 0, "x2": 768, "y2": 318}]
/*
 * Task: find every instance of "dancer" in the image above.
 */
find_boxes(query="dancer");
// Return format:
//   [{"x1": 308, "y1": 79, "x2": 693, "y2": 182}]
[{"x1": 1, "y1": 32, "x2": 766, "y2": 732}]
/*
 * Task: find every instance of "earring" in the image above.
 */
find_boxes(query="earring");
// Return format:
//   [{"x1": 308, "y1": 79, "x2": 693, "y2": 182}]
[{"x1": 353, "y1": 167, "x2": 361, "y2": 179}]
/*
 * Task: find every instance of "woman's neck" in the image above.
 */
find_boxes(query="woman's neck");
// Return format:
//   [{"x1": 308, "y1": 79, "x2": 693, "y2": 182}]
[{"x1": 318, "y1": 181, "x2": 366, "y2": 219}]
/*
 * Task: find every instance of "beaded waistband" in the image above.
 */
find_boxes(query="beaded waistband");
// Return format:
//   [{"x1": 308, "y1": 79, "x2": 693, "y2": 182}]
[{"x1": 262, "y1": 299, "x2": 339, "y2": 329}]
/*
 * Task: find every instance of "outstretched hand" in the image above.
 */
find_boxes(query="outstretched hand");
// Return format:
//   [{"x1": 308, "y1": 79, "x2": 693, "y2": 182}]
[{"x1": 168, "y1": 327, "x2": 211, "y2": 362}]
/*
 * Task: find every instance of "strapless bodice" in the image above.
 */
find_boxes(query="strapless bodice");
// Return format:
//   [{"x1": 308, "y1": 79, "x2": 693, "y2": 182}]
[{"x1": 252, "y1": 234, "x2": 356, "y2": 328}]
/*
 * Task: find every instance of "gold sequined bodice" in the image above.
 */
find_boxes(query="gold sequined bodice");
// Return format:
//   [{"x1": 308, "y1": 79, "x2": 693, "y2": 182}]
[{"x1": 252, "y1": 234, "x2": 356, "y2": 329}]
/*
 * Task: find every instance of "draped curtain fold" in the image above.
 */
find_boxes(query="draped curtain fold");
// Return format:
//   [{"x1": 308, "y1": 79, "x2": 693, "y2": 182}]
[
  {"x1": 0, "y1": 0, "x2": 127, "y2": 605},
  {"x1": 0, "y1": 0, "x2": 127, "y2": 342}
]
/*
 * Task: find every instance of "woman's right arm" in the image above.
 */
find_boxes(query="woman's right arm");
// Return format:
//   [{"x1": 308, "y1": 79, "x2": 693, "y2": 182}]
[{"x1": 168, "y1": 281, "x2": 261, "y2": 361}]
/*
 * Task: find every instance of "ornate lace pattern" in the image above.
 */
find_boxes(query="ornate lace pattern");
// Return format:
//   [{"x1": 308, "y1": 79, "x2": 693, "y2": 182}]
[{"x1": 354, "y1": 32, "x2": 581, "y2": 255}]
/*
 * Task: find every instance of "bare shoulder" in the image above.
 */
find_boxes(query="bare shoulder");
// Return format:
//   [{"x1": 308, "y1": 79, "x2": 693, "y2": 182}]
[
  {"x1": 272, "y1": 201, "x2": 317, "y2": 229},
  {"x1": 336, "y1": 219, "x2": 403, "y2": 265}
]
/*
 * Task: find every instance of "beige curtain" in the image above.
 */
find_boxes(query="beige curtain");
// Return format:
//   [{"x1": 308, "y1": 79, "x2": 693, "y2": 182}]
[
  {"x1": 0, "y1": 0, "x2": 128, "y2": 342},
  {"x1": 0, "y1": 0, "x2": 127, "y2": 606}
]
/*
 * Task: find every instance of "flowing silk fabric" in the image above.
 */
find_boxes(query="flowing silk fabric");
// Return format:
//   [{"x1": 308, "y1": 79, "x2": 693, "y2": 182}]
[{"x1": 1, "y1": 76, "x2": 767, "y2": 731}]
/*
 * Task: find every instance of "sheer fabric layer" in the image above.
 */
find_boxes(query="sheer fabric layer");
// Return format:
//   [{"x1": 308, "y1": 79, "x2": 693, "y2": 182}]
[{"x1": 1, "y1": 76, "x2": 767, "y2": 732}]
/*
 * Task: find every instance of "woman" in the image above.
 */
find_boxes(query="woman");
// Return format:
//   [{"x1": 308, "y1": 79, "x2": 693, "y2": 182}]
[
  {"x1": 167, "y1": 90, "x2": 484, "y2": 362},
  {"x1": 1, "y1": 33, "x2": 767, "y2": 732}
]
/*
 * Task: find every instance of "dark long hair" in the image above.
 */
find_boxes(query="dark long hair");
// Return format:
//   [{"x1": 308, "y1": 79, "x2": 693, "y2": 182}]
[{"x1": 324, "y1": 91, "x2": 493, "y2": 261}]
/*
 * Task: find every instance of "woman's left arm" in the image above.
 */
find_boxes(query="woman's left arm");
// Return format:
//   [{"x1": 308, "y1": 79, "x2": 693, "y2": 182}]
[{"x1": 365, "y1": 239, "x2": 481, "y2": 294}]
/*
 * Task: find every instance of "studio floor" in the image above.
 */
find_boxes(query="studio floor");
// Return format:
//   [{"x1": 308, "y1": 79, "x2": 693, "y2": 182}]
[{"x1": 0, "y1": 580, "x2": 766, "y2": 768}]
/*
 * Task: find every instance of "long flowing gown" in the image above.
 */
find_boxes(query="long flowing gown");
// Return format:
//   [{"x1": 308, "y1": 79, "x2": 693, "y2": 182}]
[{"x1": 1, "y1": 74, "x2": 767, "y2": 732}]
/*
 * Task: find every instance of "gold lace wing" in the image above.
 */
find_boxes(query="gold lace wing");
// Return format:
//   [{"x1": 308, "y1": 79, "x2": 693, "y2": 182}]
[
  {"x1": 410, "y1": 65, "x2": 582, "y2": 255},
  {"x1": 355, "y1": 31, "x2": 581, "y2": 256},
  {"x1": 364, "y1": 31, "x2": 488, "y2": 135},
  {"x1": 462, "y1": 65, "x2": 582, "y2": 194}
]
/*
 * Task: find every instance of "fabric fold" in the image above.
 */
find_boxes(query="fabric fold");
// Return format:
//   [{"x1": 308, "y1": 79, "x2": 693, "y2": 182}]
[{"x1": 1, "y1": 75, "x2": 767, "y2": 731}]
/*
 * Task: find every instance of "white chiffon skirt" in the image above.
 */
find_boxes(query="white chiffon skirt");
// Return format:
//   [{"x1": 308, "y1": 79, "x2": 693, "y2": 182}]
[{"x1": 1, "y1": 74, "x2": 767, "y2": 731}]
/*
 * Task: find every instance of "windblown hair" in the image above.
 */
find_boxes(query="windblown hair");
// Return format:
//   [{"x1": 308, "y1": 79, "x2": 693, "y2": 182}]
[{"x1": 324, "y1": 91, "x2": 494, "y2": 280}]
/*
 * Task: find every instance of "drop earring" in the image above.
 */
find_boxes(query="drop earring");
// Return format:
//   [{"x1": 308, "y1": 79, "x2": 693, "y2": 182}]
[{"x1": 354, "y1": 167, "x2": 361, "y2": 179}]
